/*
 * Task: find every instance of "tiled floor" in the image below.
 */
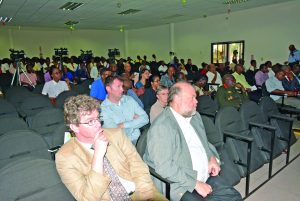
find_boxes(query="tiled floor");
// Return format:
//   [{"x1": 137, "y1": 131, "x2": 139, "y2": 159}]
[{"x1": 234, "y1": 136, "x2": 300, "y2": 201}]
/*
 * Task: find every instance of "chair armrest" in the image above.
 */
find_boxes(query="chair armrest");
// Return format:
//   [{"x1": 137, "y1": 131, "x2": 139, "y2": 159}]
[
  {"x1": 279, "y1": 107, "x2": 300, "y2": 115},
  {"x1": 223, "y1": 130, "x2": 253, "y2": 143},
  {"x1": 48, "y1": 145, "x2": 61, "y2": 153},
  {"x1": 269, "y1": 114, "x2": 294, "y2": 122},
  {"x1": 149, "y1": 166, "x2": 173, "y2": 184},
  {"x1": 248, "y1": 122, "x2": 276, "y2": 131}
]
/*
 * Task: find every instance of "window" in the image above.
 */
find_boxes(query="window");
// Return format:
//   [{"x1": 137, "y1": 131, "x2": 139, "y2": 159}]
[{"x1": 211, "y1": 40, "x2": 245, "y2": 64}]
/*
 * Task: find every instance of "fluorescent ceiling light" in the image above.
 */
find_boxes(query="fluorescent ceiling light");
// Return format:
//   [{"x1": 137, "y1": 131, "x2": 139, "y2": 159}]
[
  {"x1": 118, "y1": 9, "x2": 141, "y2": 15},
  {"x1": 0, "y1": 16, "x2": 12, "y2": 23},
  {"x1": 223, "y1": 0, "x2": 249, "y2": 4},
  {"x1": 59, "y1": 2, "x2": 84, "y2": 11}
]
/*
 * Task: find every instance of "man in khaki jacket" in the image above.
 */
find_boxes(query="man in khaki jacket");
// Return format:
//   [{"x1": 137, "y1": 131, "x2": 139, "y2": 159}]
[{"x1": 55, "y1": 95, "x2": 166, "y2": 201}]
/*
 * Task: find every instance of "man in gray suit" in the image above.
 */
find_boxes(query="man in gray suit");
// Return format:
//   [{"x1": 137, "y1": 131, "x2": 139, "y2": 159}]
[{"x1": 144, "y1": 82, "x2": 242, "y2": 201}]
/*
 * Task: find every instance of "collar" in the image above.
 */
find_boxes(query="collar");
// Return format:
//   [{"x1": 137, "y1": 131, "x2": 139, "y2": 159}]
[{"x1": 170, "y1": 107, "x2": 192, "y2": 123}]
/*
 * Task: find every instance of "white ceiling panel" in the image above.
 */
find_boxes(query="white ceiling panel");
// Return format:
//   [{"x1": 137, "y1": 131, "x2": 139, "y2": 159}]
[{"x1": 0, "y1": 0, "x2": 294, "y2": 30}]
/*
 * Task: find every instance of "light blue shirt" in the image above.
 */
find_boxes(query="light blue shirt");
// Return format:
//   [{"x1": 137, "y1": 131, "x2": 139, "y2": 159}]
[
  {"x1": 101, "y1": 95, "x2": 148, "y2": 143},
  {"x1": 288, "y1": 50, "x2": 300, "y2": 63},
  {"x1": 127, "y1": 89, "x2": 144, "y2": 109},
  {"x1": 265, "y1": 76, "x2": 284, "y2": 101}
]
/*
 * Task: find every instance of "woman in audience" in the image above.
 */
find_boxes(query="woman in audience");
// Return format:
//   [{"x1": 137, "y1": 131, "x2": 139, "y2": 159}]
[
  {"x1": 160, "y1": 65, "x2": 175, "y2": 87},
  {"x1": 20, "y1": 64, "x2": 38, "y2": 91},
  {"x1": 150, "y1": 85, "x2": 169, "y2": 123},
  {"x1": 135, "y1": 68, "x2": 151, "y2": 96},
  {"x1": 139, "y1": 75, "x2": 160, "y2": 115},
  {"x1": 61, "y1": 65, "x2": 73, "y2": 83}
]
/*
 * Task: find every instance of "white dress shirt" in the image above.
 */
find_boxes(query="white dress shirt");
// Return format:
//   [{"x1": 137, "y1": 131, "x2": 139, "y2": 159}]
[{"x1": 170, "y1": 108, "x2": 209, "y2": 182}]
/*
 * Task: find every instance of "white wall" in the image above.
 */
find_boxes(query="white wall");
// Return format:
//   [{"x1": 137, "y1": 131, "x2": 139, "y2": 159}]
[
  {"x1": 127, "y1": 0, "x2": 300, "y2": 66},
  {"x1": 1, "y1": 0, "x2": 300, "y2": 66},
  {"x1": 0, "y1": 26, "x2": 124, "y2": 59}
]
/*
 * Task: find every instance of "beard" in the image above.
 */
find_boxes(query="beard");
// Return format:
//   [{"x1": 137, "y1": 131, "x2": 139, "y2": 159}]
[{"x1": 182, "y1": 109, "x2": 197, "y2": 118}]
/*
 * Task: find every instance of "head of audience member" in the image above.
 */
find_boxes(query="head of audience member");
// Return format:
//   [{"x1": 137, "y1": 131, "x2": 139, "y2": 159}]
[
  {"x1": 238, "y1": 59, "x2": 245, "y2": 66},
  {"x1": 292, "y1": 64, "x2": 300, "y2": 75},
  {"x1": 167, "y1": 66, "x2": 175, "y2": 77},
  {"x1": 208, "y1": 64, "x2": 217, "y2": 73},
  {"x1": 64, "y1": 95, "x2": 101, "y2": 144},
  {"x1": 289, "y1": 44, "x2": 296, "y2": 52},
  {"x1": 265, "y1": 61, "x2": 273, "y2": 68},
  {"x1": 105, "y1": 76, "x2": 124, "y2": 103},
  {"x1": 222, "y1": 74, "x2": 236, "y2": 88},
  {"x1": 196, "y1": 75, "x2": 208, "y2": 88},
  {"x1": 180, "y1": 59, "x2": 185, "y2": 65},
  {"x1": 140, "y1": 68, "x2": 151, "y2": 81},
  {"x1": 109, "y1": 63, "x2": 117, "y2": 73},
  {"x1": 50, "y1": 67, "x2": 62, "y2": 82},
  {"x1": 168, "y1": 81, "x2": 197, "y2": 118},
  {"x1": 259, "y1": 64, "x2": 268, "y2": 73},
  {"x1": 250, "y1": 60, "x2": 257, "y2": 68},
  {"x1": 271, "y1": 63, "x2": 282, "y2": 74},
  {"x1": 150, "y1": 75, "x2": 160, "y2": 91},
  {"x1": 234, "y1": 64, "x2": 244, "y2": 74},
  {"x1": 275, "y1": 69, "x2": 286, "y2": 81},
  {"x1": 100, "y1": 68, "x2": 112, "y2": 83},
  {"x1": 124, "y1": 63, "x2": 131, "y2": 73},
  {"x1": 156, "y1": 85, "x2": 169, "y2": 108},
  {"x1": 122, "y1": 77, "x2": 132, "y2": 94},
  {"x1": 176, "y1": 72, "x2": 187, "y2": 82},
  {"x1": 26, "y1": 64, "x2": 34, "y2": 74},
  {"x1": 281, "y1": 65, "x2": 293, "y2": 79},
  {"x1": 63, "y1": 65, "x2": 69, "y2": 73},
  {"x1": 187, "y1": 58, "x2": 192, "y2": 65}
]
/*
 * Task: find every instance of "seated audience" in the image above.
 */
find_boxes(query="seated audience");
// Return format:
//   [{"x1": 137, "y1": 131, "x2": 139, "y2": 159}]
[
  {"x1": 20, "y1": 64, "x2": 38, "y2": 90},
  {"x1": 160, "y1": 65, "x2": 176, "y2": 87},
  {"x1": 281, "y1": 65, "x2": 300, "y2": 92},
  {"x1": 150, "y1": 85, "x2": 169, "y2": 123},
  {"x1": 139, "y1": 75, "x2": 160, "y2": 115},
  {"x1": 216, "y1": 74, "x2": 248, "y2": 109},
  {"x1": 122, "y1": 77, "x2": 144, "y2": 108},
  {"x1": 254, "y1": 64, "x2": 269, "y2": 86},
  {"x1": 245, "y1": 59, "x2": 258, "y2": 86},
  {"x1": 56, "y1": 95, "x2": 166, "y2": 201},
  {"x1": 90, "y1": 68, "x2": 112, "y2": 101},
  {"x1": 265, "y1": 68, "x2": 299, "y2": 107},
  {"x1": 74, "y1": 62, "x2": 89, "y2": 83},
  {"x1": 135, "y1": 68, "x2": 151, "y2": 96},
  {"x1": 206, "y1": 64, "x2": 222, "y2": 92},
  {"x1": 42, "y1": 67, "x2": 69, "y2": 104},
  {"x1": 101, "y1": 76, "x2": 148, "y2": 145},
  {"x1": 194, "y1": 75, "x2": 210, "y2": 97},
  {"x1": 61, "y1": 65, "x2": 73, "y2": 83},
  {"x1": 144, "y1": 82, "x2": 242, "y2": 201}
]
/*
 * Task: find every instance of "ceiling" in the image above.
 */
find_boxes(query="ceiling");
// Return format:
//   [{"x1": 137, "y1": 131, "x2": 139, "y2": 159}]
[{"x1": 0, "y1": 0, "x2": 292, "y2": 31}]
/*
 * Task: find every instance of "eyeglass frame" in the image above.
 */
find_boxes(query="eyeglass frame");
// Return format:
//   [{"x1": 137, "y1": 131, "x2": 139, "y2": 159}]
[{"x1": 77, "y1": 116, "x2": 104, "y2": 127}]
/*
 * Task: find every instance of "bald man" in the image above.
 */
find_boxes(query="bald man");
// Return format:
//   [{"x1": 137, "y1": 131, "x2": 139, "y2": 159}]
[{"x1": 144, "y1": 82, "x2": 242, "y2": 201}]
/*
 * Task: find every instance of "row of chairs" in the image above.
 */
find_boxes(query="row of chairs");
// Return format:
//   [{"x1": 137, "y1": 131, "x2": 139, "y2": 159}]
[{"x1": 137, "y1": 97, "x2": 298, "y2": 199}]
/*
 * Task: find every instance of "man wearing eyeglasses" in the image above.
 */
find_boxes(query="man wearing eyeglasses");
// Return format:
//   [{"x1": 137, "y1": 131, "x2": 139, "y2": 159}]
[{"x1": 55, "y1": 95, "x2": 166, "y2": 201}]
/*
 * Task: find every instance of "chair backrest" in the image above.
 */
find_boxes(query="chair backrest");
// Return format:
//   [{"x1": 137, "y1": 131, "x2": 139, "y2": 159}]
[
  {"x1": 5, "y1": 86, "x2": 32, "y2": 107},
  {"x1": 0, "y1": 158, "x2": 75, "y2": 201},
  {"x1": 261, "y1": 83, "x2": 270, "y2": 97},
  {"x1": 240, "y1": 101, "x2": 265, "y2": 127},
  {"x1": 20, "y1": 95, "x2": 53, "y2": 117},
  {"x1": 32, "y1": 84, "x2": 44, "y2": 94},
  {"x1": 0, "y1": 117, "x2": 28, "y2": 135},
  {"x1": 215, "y1": 106, "x2": 246, "y2": 135},
  {"x1": 196, "y1": 95, "x2": 218, "y2": 117},
  {"x1": 259, "y1": 96, "x2": 279, "y2": 121},
  {"x1": 136, "y1": 126, "x2": 150, "y2": 157},
  {"x1": 29, "y1": 108, "x2": 65, "y2": 147},
  {"x1": 201, "y1": 115, "x2": 223, "y2": 147},
  {"x1": 0, "y1": 99, "x2": 18, "y2": 118},
  {"x1": 56, "y1": 90, "x2": 78, "y2": 109},
  {"x1": 0, "y1": 129, "x2": 51, "y2": 168}
]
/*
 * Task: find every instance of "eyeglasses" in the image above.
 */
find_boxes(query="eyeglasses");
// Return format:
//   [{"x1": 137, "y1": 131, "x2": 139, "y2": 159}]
[{"x1": 78, "y1": 117, "x2": 103, "y2": 127}]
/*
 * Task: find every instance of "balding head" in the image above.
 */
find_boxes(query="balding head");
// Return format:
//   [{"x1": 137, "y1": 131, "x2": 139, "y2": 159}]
[{"x1": 168, "y1": 82, "x2": 197, "y2": 117}]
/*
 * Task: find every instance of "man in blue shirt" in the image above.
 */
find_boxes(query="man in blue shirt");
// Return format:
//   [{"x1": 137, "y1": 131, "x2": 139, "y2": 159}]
[
  {"x1": 101, "y1": 76, "x2": 148, "y2": 145},
  {"x1": 288, "y1": 44, "x2": 300, "y2": 65}
]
